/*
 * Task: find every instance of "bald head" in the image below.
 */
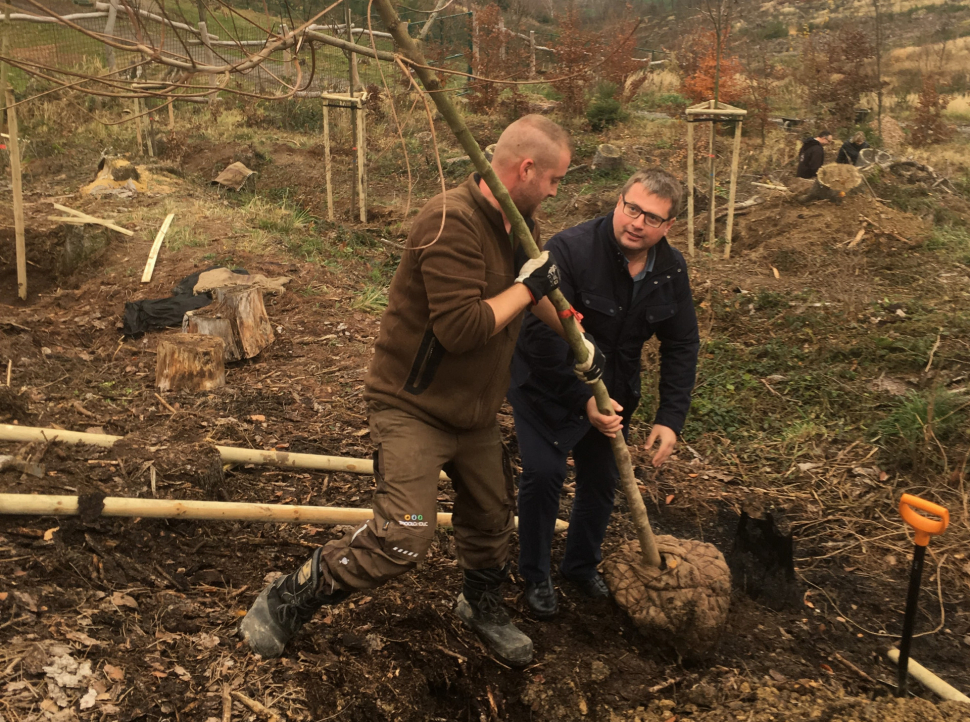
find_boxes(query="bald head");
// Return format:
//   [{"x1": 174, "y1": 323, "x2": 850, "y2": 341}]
[{"x1": 492, "y1": 114, "x2": 571, "y2": 174}]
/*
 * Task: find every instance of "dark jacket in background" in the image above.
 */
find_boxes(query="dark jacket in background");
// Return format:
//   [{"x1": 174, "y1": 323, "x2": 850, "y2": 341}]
[
  {"x1": 507, "y1": 213, "x2": 699, "y2": 451},
  {"x1": 796, "y1": 138, "x2": 826, "y2": 178},
  {"x1": 836, "y1": 140, "x2": 869, "y2": 165}
]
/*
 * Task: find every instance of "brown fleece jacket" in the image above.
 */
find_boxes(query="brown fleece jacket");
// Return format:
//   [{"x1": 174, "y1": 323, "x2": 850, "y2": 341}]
[{"x1": 364, "y1": 174, "x2": 540, "y2": 431}]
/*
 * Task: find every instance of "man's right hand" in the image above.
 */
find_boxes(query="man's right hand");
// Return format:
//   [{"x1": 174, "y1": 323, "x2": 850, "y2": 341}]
[
  {"x1": 515, "y1": 251, "x2": 560, "y2": 305},
  {"x1": 586, "y1": 396, "x2": 623, "y2": 438}
]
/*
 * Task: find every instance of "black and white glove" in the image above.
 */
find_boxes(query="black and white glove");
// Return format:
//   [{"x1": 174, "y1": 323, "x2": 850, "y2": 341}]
[
  {"x1": 573, "y1": 332, "x2": 605, "y2": 385},
  {"x1": 515, "y1": 251, "x2": 560, "y2": 305}
]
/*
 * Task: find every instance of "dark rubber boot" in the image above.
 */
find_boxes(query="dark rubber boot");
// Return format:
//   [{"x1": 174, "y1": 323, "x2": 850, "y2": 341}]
[
  {"x1": 564, "y1": 571, "x2": 610, "y2": 599},
  {"x1": 238, "y1": 547, "x2": 349, "y2": 658},
  {"x1": 524, "y1": 576, "x2": 559, "y2": 620},
  {"x1": 455, "y1": 566, "x2": 533, "y2": 666}
]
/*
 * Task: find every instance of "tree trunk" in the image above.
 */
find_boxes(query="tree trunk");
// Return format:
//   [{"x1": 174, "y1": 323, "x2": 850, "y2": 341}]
[
  {"x1": 156, "y1": 334, "x2": 226, "y2": 392},
  {"x1": 591, "y1": 143, "x2": 623, "y2": 171}
]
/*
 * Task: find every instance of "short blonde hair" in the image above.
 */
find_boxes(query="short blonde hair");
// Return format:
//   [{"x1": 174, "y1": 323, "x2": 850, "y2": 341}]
[
  {"x1": 492, "y1": 115, "x2": 572, "y2": 172},
  {"x1": 852, "y1": 131, "x2": 867, "y2": 144}
]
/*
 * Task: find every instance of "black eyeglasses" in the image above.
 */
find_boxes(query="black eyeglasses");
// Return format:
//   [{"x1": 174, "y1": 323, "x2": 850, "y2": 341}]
[{"x1": 621, "y1": 195, "x2": 673, "y2": 228}]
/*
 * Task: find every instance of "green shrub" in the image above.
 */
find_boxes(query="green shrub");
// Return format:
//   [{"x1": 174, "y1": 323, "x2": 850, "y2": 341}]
[
  {"x1": 587, "y1": 97, "x2": 628, "y2": 131},
  {"x1": 877, "y1": 389, "x2": 968, "y2": 469}
]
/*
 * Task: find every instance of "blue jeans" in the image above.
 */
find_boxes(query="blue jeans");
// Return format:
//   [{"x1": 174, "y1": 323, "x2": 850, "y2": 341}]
[{"x1": 514, "y1": 410, "x2": 619, "y2": 583}]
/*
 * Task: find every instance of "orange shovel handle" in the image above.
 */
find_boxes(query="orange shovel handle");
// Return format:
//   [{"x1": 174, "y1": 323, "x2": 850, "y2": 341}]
[{"x1": 899, "y1": 493, "x2": 949, "y2": 546}]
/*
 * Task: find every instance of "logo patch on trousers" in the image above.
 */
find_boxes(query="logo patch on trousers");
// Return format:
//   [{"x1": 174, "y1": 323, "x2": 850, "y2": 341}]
[{"x1": 400, "y1": 513, "x2": 428, "y2": 527}]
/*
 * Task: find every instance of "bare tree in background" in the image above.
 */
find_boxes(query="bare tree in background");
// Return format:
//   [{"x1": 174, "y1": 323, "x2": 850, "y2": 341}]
[{"x1": 872, "y1": 0, "x2": 884, "y2": 137}]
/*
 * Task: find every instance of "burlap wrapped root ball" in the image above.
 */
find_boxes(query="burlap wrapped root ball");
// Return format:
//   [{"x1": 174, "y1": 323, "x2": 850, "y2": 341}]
[{"x1": 603, "y1": 535, "x2": 731, "y2": 659}]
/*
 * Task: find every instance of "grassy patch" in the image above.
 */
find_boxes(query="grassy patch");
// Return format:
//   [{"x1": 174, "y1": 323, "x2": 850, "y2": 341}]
[{"x1": 876, "y1": 388, "x2": 969, "y2": 469}]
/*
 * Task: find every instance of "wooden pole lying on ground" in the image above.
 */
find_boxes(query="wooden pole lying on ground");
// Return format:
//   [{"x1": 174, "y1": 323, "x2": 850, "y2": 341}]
[
  {"x1": 142, "y1": 212, "x2": 176, "y2": 283},
  {"x1": 723, "y1": 119, "x2": 743, "y2": 260},
  {"x1": 323, "y1": 104, "x2": 334, "y2": 221},
  {"x1": 0, "y1": 423, "x2": 449, "y2": 479},
  {"x1": 6, "y1": 89, "x2": 26, "y2": 301},
  {"x1": 371, "y1": 0, "x2": 662, "y2": 567},
  {"x1": 686, "y1": 119, "x2": 694, "y2": 258},
  {"x1": 49, "y1": 203, "x2": 134, "y2": 236},
  {"x1": 0, "y1": 493, "x2": 568, "y2": 531},
  {"x1": 886, "y1": 649, "x2": 970, "y2": 703}
]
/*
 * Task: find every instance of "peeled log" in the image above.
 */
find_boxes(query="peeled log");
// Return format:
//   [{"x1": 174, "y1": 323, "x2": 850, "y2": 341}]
[
  {"x1": 591, "y1": 143, "x2": 623, "y2": 171},
  {"x1": 156, "y1": 334, "x2": 226, "y2": 392},
  {"x1": 184, "y1": 285, "x2": 273, "y2": 361}
]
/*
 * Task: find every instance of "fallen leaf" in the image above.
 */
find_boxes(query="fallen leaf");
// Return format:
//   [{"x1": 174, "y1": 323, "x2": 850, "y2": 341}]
[
  {"x1": 768, "y1": 669, "x2": 787, "y2": 683},
  {"x1": 13, "y1": 591, "x2": 38, "y2": 612},
  {"x1": 43, "y1": 527, "x2": 59, "y2": 541},
  {"x1": 79, "y1": 687, "x2": 98, "y2": 710},
  {"x1": 687, "y1": 473, "x2": 698, "y2": 478},
  {"x1": 0, "y1": 592, "x2": 7, "y2": 601},
  {"x1": 65, "y1": 630, "x2": 101, "y2": 647},
  {"x1": 797, "y1": 463, "x2": 821, "y2": 472},
  {"x1": 249, "y1": 414, "x2": 266, "y2": 422},
  {"x1": 151, "y1": 671, "x2": 168, "y2": 678},
  {"x1": 771, "y1": 265, "x2": 780, "y2": 279},
  {"x1": 665, "y1": 494, "x2": 675, "y2": 505},
  {"x1": 353, "y1": 428, "x2": 369, "y2": 437},
  {"x1": 103, "y1": 664, "x2": 124, "y2": 681},
  {"x1": 110, "y1": 592, "x2": 139, "y2": 610},
  {"x1": 820, "y1": 663, "x2": 834, "y2": 674}
]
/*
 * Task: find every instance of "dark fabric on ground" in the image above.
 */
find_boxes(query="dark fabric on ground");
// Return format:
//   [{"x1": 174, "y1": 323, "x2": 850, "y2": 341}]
[{"x1": 122, "y1": 267, "x2": 247, "y2": 336}]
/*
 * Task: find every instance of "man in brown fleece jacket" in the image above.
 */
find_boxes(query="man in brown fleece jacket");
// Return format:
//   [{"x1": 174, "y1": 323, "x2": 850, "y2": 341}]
[{"x1": 240, "y1": 115, "x2": 577, "y2": 666}]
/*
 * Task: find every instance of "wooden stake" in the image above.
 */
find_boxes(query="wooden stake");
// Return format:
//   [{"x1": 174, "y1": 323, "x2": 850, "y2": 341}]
[
  {"x1": 357, "y1": 103, "x2": 367, "y2": 223},
  {"x1": 50, "y1": 203, "x2": 134, "y2": 236},
  {"x1": 0, "y1": 492, "x2": 566, "y2": 532},
  {"x1": 133, "y1": 98, "x2": 143, "y2": 155},
  {"x1": 141, "y1": 212, "x2": 175, "y2": 283},
  {"x1": 6, "y1": 89, "x2": 25, "y2": 301},
  {"x1": 529, "y1": 30, "x2": 536, "y2": 78},
  {"x1": 0, "y1": 6, "x2": 10, "y2": 134},
  {"x1": 323, "y1": 104, "x2": 334, "y2": 221},
  {"x1": 686, "y1": 119, "x2": 695, "y2": 258},
  {"x1": 102, "y1": 0, "x2": 118, "y2": 73},
  {"x1": 707, "y1": 103, "x2": 716, "y2": 251},
  {"x1": 723, "y1": 119, "x2": 742, "y2": 260},
  {"x1": 168, "y1": 100, "x2": 175, "y2": 130}
]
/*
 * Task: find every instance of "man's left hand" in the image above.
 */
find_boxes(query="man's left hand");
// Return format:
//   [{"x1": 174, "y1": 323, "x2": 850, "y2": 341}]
[{"x1": 644, "y1": 424, "x2": 677, "y2": 467}]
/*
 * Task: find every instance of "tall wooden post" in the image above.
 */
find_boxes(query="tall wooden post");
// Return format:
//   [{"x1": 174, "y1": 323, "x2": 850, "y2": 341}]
[
  {"x1": 323, "y1": 104, "x2": 334, "y2": 222},
  {"x1": 529, "y1": 30, "x2": 536, "y2": 78},
  {"x1": 471, "y1": 12, "x2": 479, "y2": 74},
  {"x1": 6, "y1": 90, "x2": 25, "y2": 300},
  {"x1": 686, "y1": 119, "x2": 695, "y2": 258},
  {"x1": 498, "y1": 17, "x2": 506, "y2": 62},
  {"x1": 707, "y1": 101, "x2": 716, "y2": 251},
  {"x1": 0, "y1": 6, "x2": 10, "y2": 133},
  {"x1": 133, "y1": 98, "x2": 144, "y2": 155},
  {"x1": 723, "y1": 119, "x2": 743, "y2": 260},
  {"x1": 356, "y1": 101, "x2": 367, "y2": 223},
  {"x1": 346, "y1": 4, "x2": 359, "y2": 219},
  {"x1": 103, "y1": 0, "x2": 119, "y2": 73}
]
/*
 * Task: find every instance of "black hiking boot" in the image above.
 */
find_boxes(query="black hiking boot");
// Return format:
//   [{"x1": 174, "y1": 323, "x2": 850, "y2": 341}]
[
  {"x1": 238, "y1": 547, "x2": 349, "y2": 658},
  {"x1": 455, "y1": 566, "x2": 533, "y2": 666},
  {"x1": 524, "y1": 576, "x2": 559, "y2": 620}
]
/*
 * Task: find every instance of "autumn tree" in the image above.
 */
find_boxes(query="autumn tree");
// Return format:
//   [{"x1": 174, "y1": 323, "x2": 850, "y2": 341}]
[
  {"x1": 681, "y1": 30, "x2": 744, "y2": 104},
  {"x1": 551, "y1": 9, "x2": 604, "y2": 117},
  {"x1": 911, "y1": 74, "x2": 952, "y2": 147}
]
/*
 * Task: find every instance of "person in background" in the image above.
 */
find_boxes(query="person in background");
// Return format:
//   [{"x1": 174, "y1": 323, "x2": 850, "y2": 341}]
[
  {"x1": 836, "y1": 131, "x2": 869, "y2": 166},
  {"x1": 795, "y1": 130, "x2": 832, "y2": 178}
]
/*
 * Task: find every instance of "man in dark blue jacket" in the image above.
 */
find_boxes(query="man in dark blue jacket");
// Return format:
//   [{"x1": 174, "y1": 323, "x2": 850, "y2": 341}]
[{"x1": 508, "y1": 168, "x2": 699, "y2": 618}]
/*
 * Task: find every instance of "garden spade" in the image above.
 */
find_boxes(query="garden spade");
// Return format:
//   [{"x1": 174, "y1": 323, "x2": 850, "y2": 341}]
[{"x1": 894, "y1": 493, "x2": 949, "y2": 698}]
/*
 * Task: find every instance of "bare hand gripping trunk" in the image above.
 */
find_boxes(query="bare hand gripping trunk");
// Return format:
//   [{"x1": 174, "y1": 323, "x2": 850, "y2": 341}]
[{"x1": 370, "y1": 0, "x2": 661, "y2": 568}]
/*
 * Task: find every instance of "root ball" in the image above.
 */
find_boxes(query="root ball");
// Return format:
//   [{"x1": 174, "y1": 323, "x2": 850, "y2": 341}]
[{"x1": 603, "y1": 536, "x2": 731, "y2": 659}]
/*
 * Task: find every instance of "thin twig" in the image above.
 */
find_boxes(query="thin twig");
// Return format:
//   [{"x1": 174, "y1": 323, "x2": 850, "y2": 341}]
[{"x1": 231, "y1": 691, "x2": 280, "y2": 722}]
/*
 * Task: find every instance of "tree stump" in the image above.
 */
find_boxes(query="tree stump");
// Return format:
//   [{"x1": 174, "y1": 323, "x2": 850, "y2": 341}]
[
  {"x1": 155, "y1": 334, "x2": 226, "y2": 392},
  {"x1": 796, "y1": 163, "x2": 861, "y2": 204},
  {"x1": 591, "y1": 144, "x2": 623, "y2": 172},
  {"x1": 182, "y1": 285, "x2": 274, "y2": 362}
]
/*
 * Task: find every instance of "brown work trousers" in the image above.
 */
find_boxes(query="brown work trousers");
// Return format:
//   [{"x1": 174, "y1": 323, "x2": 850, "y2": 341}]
[{"x1": 319, "y1": 405, "x2": 515, "y2": 592}]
